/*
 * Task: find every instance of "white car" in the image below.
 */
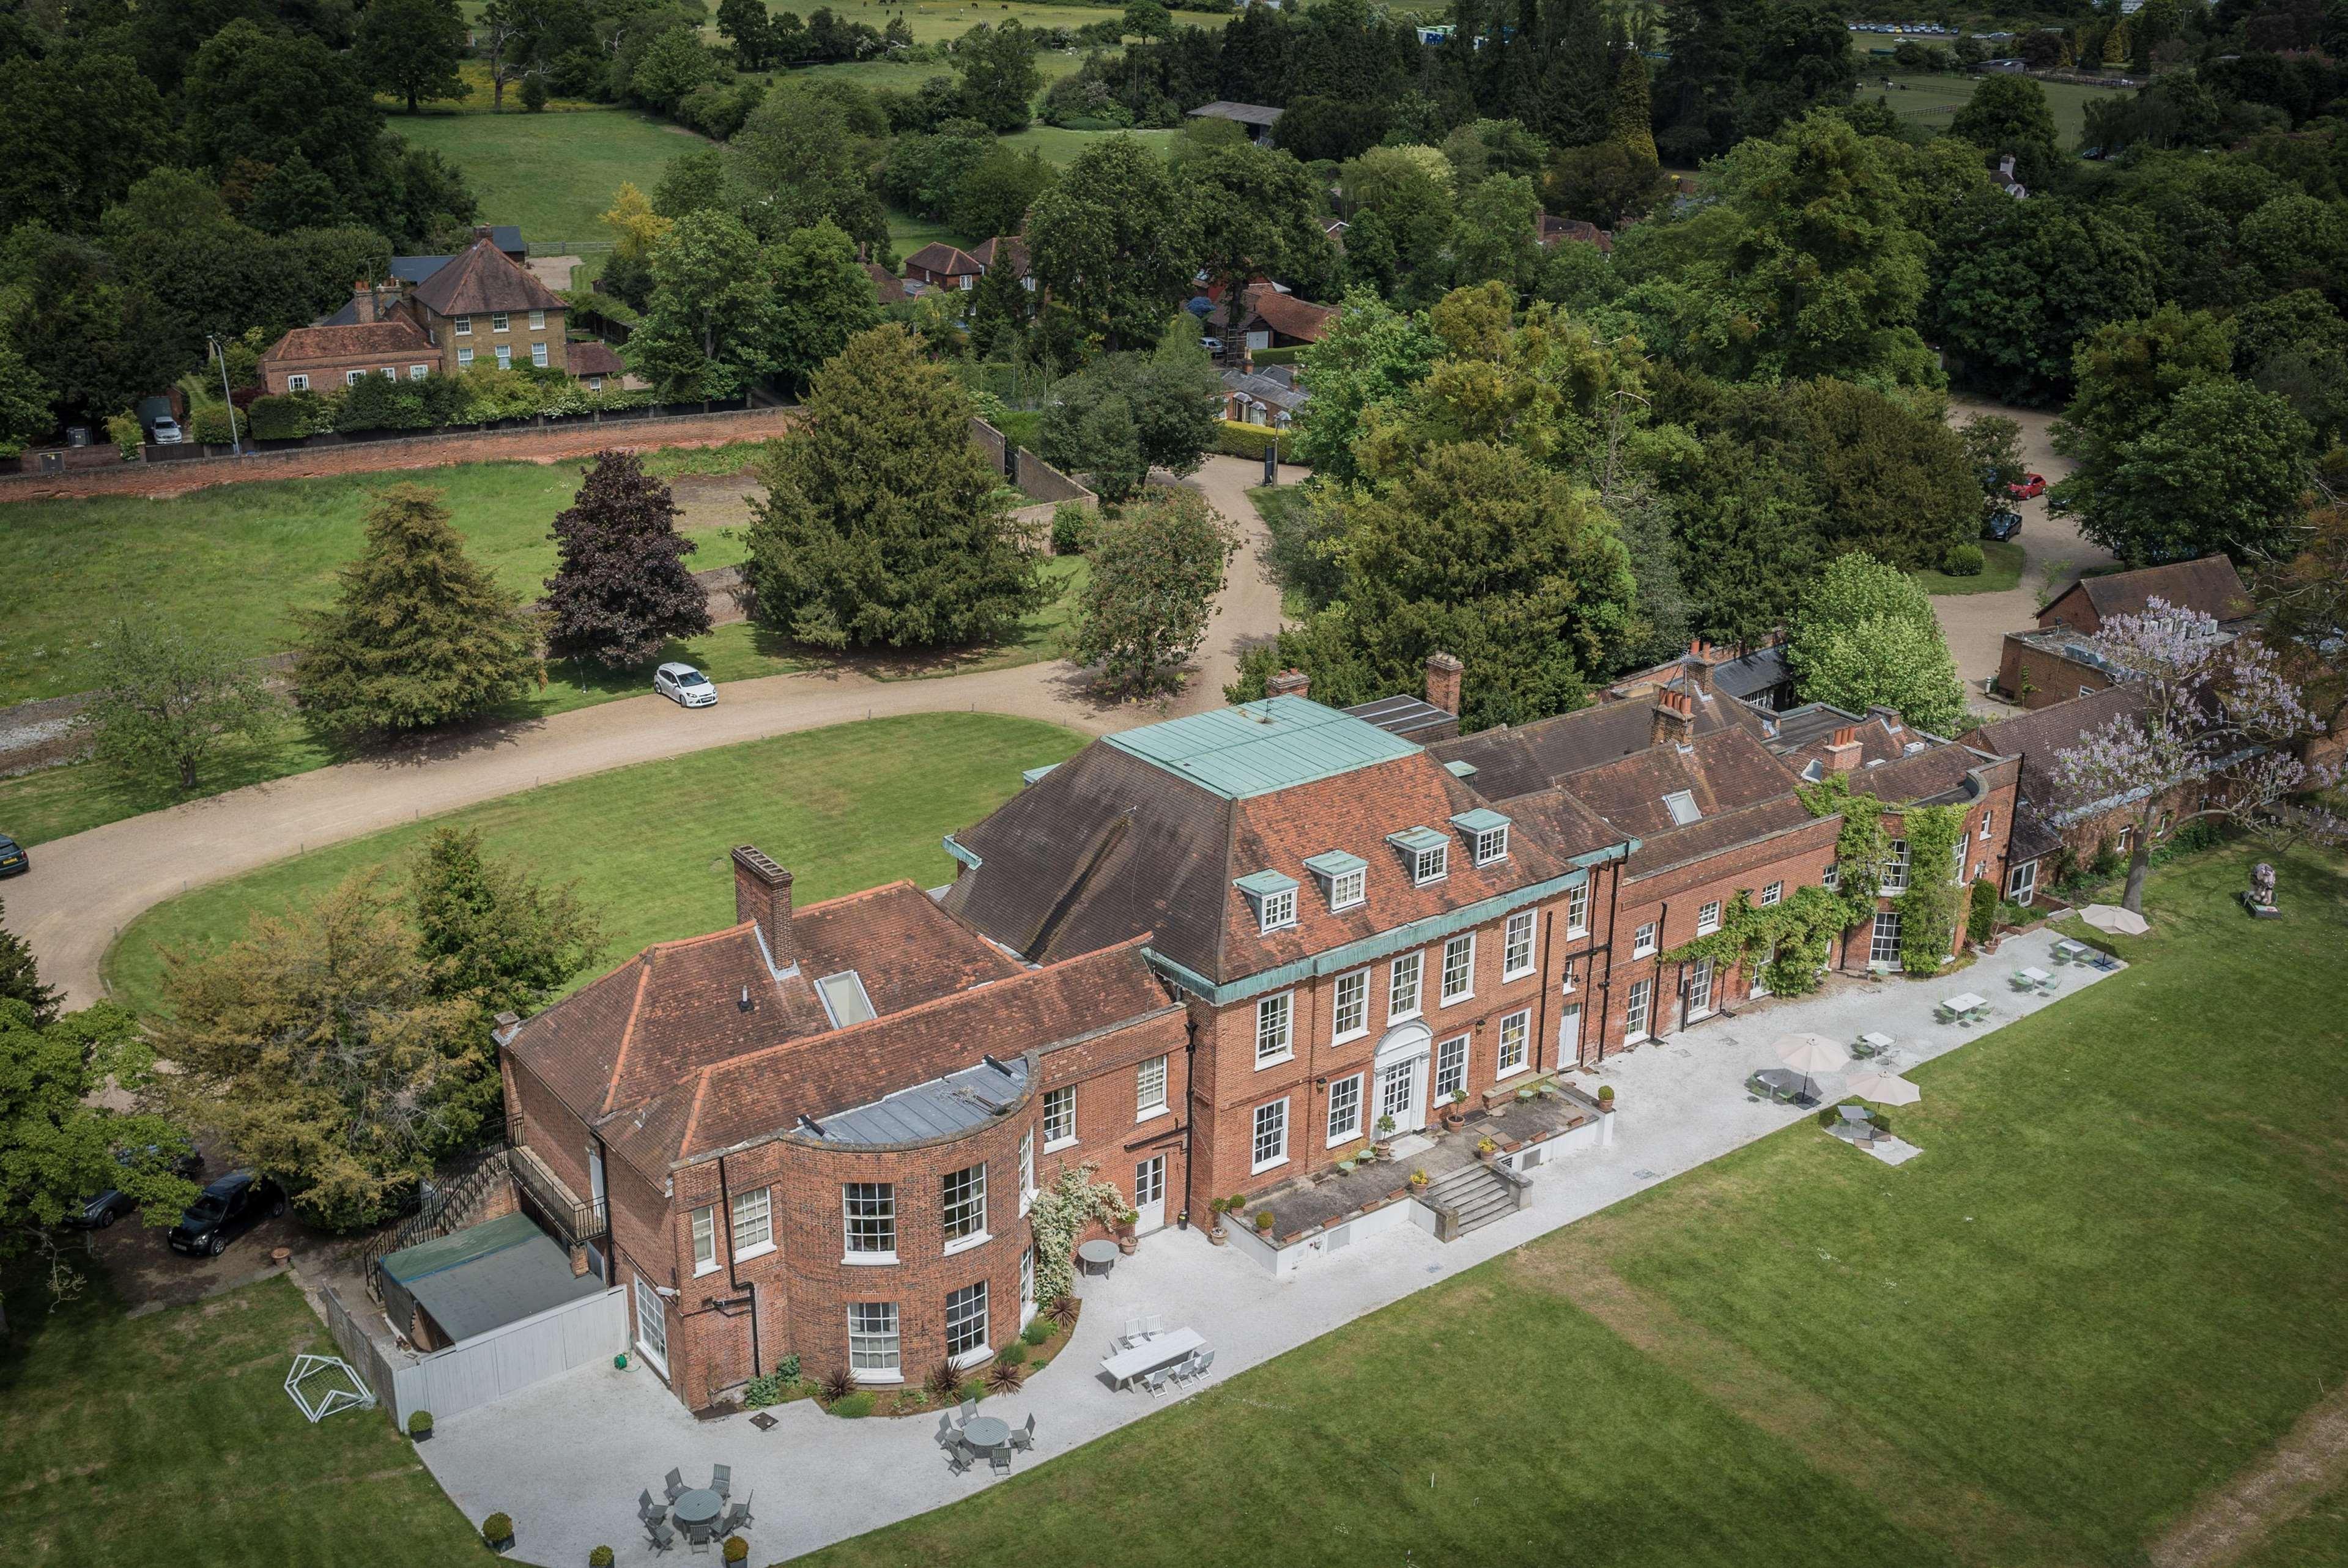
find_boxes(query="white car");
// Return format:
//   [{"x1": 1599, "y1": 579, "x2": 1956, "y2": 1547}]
[
  {"x1": 654, "y1": 662, "x2": 717, "y2": 708},
  {"x1": 149, "y1": 418, "x2": 183, "y2": 445}
]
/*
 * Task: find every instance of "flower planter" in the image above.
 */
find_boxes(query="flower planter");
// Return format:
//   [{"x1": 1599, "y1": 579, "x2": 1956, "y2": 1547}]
[{"x1": 1207, "y1": 1223, "x2": 1228, "y2": 1246}]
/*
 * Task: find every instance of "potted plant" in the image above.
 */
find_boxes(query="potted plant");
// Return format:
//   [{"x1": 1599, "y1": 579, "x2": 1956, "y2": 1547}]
[
  {"x1": 1205, "y1": 1197, "x2": 1230, "y2": 1245},
  {"x1": 1408, "y1": 1169, "x2": 1429, "y2": 1191},
  {"x1": 1374, "y1": 1113, "x2": 1396, "y2": 1155},
  {"x1": 724, "y1": 1536, "x2": 749, "y2": 1564},
  {"x1": 1253, "y1": 1210, "x2": 1275, "y2": 1236},
  {"x1": 591, "y1": 1548, "x2": 615, "y2": 1568},
  {"x1": 1596, "y1": 1084, "x2": 1615, "y2": 1112},
  {"x1": 1443, "y1": 1089, "x2": 1468, "y2": 1130},
  {"x1": 407, "y1": 1409, "x2": 433, "y2": 1443},
  {"x1": 482, "y1": 1512, "x2": 516, "y2": 1553},
  {"x1": 1475, "y1": 1136, "x2": 1498, "y2": 1163},
  {"x1": 1116, "y1": 1208, "x2": 1139, "y2": 1254}
]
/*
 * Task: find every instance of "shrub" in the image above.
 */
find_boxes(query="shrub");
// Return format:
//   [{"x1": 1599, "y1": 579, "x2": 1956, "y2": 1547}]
[
  {"x1": 106, "y1": 412, "x2": 143, "y2": 460},
  {"x1": 407, "y1": 1410, "x2": 432, "y2": 1438},
  {"x1": 482, "y1": 1512, "x2": 513, "y2": 1545},
  {"x1": 986, "y1": 1356, "x2": 1026, "y2": 1394},
  {"x1": 188, "y1": 404, "x2": 240, "y2": 443},
  {"x1": 828, "y1": 1391, "x2": 876, "y2": 1418},
  {"x1": 1047, "y1": 1293, "x2": 1080, "y2": 1328},
  {"x1": 1966, "y1": 878, "x2": 1998, "y2": 945},
  {"x1": 591, "y1": 1549, "x2": 615, "y2": 1568},
  {"x1": 1942, "y1": 542, "x2": 1985, "y2": 577},
  {"x1": 818, "y1": 1366, "x2": 859, "y2": 1405},
  {"x1": 996, "y1": 1341, "x2": 1028, "y2": 1367},
  {"x1": 1597, "y1": 1084, "x2": 1615, "y2": 1104},
  {"x1": 925, "y1": 1357, "x2": 965, "y2": 1400},
  {"x1": 774, "y1": 1353, "x2": 801, "y2": 1383},
  {"x1": 1050, "y1": 501, "x2": 1092, "y2": 555},
  {"x1": 1246, "y1": 345, "x2": 1305, "y2": 366},
  {"x1": 1214, "y1": 420, "x2": 1290, "y2": 462},
  {"x1": 1020, "y1": 1318, "x2": 1053, "y2": 1346},
  {"x1": 1253, "y1": 1210, "x2": 1275, "y2": 1233},
  {"x1": 247, "y1": 392, "x2": 331, "y2": 441}
]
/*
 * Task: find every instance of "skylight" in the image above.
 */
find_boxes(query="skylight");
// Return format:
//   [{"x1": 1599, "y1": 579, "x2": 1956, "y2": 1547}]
[
  {"x1": 815, "y1": 971, "x2": 877, "y2": 1028},
  {"x1": 1662, "y1": 790, "x2": 1701, "y2": 826}
]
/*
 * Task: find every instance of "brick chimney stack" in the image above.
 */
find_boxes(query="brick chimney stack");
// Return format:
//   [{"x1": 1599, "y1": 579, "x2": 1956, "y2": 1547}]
[
  {"x1": 1267, "y1": 668, "x2": 1310, "y2": 701},
  {"x1": 350, "y1": 282, "x2": 375, "y2": 325},
  {"x1": 731, "y1": 845, "x2": 794, "y2": 969},
  {"x1": 1683, "y1": 638, "x2": 1720, "y2": 697},
  {"x1": 1424, "y1": 651, "x2": 1463, "y2": 716},
  {"x1": 1650, "y1": 689, "x2": 1696, "y2": 749},
  {"x1": 1826, "y1": 725, "x2": 1862, "y2": 774}
]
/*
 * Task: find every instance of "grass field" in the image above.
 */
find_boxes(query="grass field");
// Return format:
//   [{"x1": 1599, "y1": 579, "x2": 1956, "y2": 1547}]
[
  {"x1": 1914, "y1": 536, "x2": 2026, "y2": 595},
  {"x1": 394, "y1": 109, "x2": 706, "y2": 246},
  {"x1": 1855, "y1": 68, "x2": 2119, "y2": 149},
  {"x1": 799, "y1": 843, "x2": 2348, "y2": 1568},
  {"x1": 0, "y1": 1270, "x2": 488, "y2": 1567},
  {"x1": 100, "y1": 712, "x2": 1087, "y2": 1013}
]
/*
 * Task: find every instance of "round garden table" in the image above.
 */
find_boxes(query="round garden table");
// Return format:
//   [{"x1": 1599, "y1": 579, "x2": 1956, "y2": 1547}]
[
  {"x1": 672, "y1": 1487, "x2": 723, "y2": 1533},
  {"x1": 961, "y1": 1416, "x2": 1011, "y2": 1452},
  {"x1": 1076, "y1": 1238, "x2": 1119, "y2": 1277}
]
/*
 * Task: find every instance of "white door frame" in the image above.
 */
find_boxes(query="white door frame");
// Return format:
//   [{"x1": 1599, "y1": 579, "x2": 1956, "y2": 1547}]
[
  {"x1": 631, "y1": 1276, "x2": 669, "y2": 1378},
  {"x1": 1371, "y1": 1021, "x2": 1431, "y2": 1135},
  {"x1": 1132, "y1": 1153, "x2": 1167, "y2": 1233},
  {"x1": 1555, "y1": 1001, "x2": 1582, "y2": 1070}
]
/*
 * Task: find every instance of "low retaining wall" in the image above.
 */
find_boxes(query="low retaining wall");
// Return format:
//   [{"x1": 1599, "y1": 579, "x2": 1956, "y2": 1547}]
[{"x1": 0, "y1": 406, "x2": 798, "y2": 503}]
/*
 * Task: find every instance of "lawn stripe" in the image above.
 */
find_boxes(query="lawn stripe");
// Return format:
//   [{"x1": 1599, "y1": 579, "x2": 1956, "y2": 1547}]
[{"x1": 2150, "y1": 1378, "x2": 2348, "y2": 1568}]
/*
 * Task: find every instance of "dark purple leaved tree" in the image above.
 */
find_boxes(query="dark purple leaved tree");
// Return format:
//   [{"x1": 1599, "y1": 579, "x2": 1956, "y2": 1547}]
[
  {"x1": 543, "y1": 450, "x2": 712, "y2": 668},
  {"x1": 2050, "y1": 599, "x2": 2339, "y2": 914}
]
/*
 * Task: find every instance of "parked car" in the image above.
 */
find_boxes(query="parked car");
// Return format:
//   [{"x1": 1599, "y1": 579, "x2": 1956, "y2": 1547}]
[
  {"x1": 1982, "y1": 509, "x2": 2024, "y2": 542},
  {"x1": 2007, "y1": 472, "x2": 2047, "y2": 499},
  {"x1": 167, "y1": 1170, "x2": 286, "y2": 1257},
  {"x1": 654, "y1": 662, "x2": 717, "y2": 708},
  {"x1": 68, "y1": 1145, "x2": 204, "y2": 1229},
  {"x1": 0, "y1": 832, "x2": 25, "y2": 877},
  {"x1": 1200, "y1": 336, "x2": 1225, "y2": 355},
  {"x1": 149, "y1": 417, "x2": 183, "y2": 445}
]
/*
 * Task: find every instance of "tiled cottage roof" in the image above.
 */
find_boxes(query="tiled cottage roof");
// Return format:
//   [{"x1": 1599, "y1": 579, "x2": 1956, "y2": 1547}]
[
  {"x1": 567, "y1": 340, "x2": 625, "y2": 377},
  {"x1": 261, "y1": 319, "x2": 434, "y2": 363},
  {"x1": 864, "y1": 262, "x2": 909, "y2": 304},
  {"x1": 1240, "y1": 283, "x2": 1337, "y2": 342},
  {"x1": 1428, "y1": 689, "x2": 1750, "y2": 801},
  {"x1": 2043, "y1": 555, "x2": 2253, "y2": 629},
  {"x1": 904, "y1": 242, "x2": 984, "y2": 277},
  {"x1": 1557, "y1": 728, "x2": 1804, "y2": 839},
  {"x1": 971, "y1": 235, "x2": 1028, "y2": 276},
  {"x1": 409, "y1": 234, "x2": 564, "y2": 317}
]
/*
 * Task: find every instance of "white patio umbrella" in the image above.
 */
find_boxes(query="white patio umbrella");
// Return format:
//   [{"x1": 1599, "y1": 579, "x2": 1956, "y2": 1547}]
[
  {"x1": 1842, "y1": 1071, "x2": 1922, "y2": 1107},
  {"x1": 1772, "y1": 1033, "x2": 1848, "y2": 1100},
  {"x1": 2079, "y1": 904, "x2": 2150, "y2": 936}
]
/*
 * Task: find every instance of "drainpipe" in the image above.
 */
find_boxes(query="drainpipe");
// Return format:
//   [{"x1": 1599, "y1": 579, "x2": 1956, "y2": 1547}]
[
  {"x1": 1534, "y1": 907, "x2": 1555, "y2": 1074},
  {"x1": 713, "y1": 1154, "x2": 761, "y2": 1383},
  {"x1": 1179, "y1": 1011, "x2": 1198, "y2": 1229},
  {"x1": 1591, "y1": 854, "x2": 1624, "y2": 1071}
]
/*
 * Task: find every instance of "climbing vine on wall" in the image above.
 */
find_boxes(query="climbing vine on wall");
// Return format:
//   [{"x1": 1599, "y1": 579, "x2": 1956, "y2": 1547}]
[
  {"x1": 1796, "y1": 771, "x2": 1889, "y2": 929},
  {"x1": 1661, "y1": 886, "x2": 1851, "y2": 999},
  {"x1": 1028, "y1": 1161, "x2": 1126, "y2": 1307},
  {"x1": 1893, "y1": 803, "x2": 1970, "y2": 974}
]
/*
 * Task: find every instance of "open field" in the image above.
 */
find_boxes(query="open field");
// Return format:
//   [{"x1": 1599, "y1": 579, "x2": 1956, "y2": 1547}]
[
  {"x1": 377, "y1": 60, "x2": 606, "y2": 114},
  {"x1": 394, "y1": 109, "x2": 705, "y2": 245},
  {"x1": 1856, "y1": 68, "x2": 2120, "y2": 148},
  {"x1": 801, "y1": 844, "x2": 2348, "y2": 1568},
  {"x1": 100, "y1": 712, "x2": 1087, "y2": 1013},
  {"x1": 0, "y1": 1270, "x2": 488, "y2": 1567}
]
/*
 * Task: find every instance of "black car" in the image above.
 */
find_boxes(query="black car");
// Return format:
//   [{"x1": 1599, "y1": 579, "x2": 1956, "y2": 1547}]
[
  {"x1": 1983, "y1": 509, "x2": 2024, "y2": 542},
  {"x1": 0, "y1": 833, "x2": 25, "y2": 877},
  {"x1": 67, "y1": 1145, "x2": 204, "y2": 1229},
  {"x1": 168, "y1": 1170, "x2": 286, "y2": 1257}
]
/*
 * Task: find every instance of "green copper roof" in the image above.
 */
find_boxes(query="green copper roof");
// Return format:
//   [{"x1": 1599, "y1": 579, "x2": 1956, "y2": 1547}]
[
  {"x1": 1233, "y1": 869, "x2": 1298, "y2": 898},
  {"x1": 1387, "y1": 825, "x2": 1450, "y2": 854},
  {"x1": 1102, "y1": 696, "x2": 1423, "y2": 799},
  {"x1": 1302, "y1": 849, "x2": 1368, "y2": 878},
  {"x1": 1449, "y1": 807, "x2": 1511, "y2": 834}
]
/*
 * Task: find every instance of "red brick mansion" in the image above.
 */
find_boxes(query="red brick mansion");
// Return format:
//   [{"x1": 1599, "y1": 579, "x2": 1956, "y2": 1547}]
[{"x1": 497, "y1": 645, "x2": 2144, "y2": 1412}]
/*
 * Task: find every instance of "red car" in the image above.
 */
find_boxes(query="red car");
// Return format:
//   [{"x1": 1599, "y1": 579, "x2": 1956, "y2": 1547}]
[{"x1": 2007, "y1": 472, "x2": 2047, "y2": 499}]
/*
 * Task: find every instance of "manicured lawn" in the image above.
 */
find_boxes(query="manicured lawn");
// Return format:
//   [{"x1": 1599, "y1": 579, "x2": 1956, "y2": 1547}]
[
  {"x1": 1914, "y1": 537, "x2": 2026, "y2": 596},
  {"x1": 1001, "y1": 124, "x2": 1179, "y2": 165},
  {"x1": 800, "y1": 844, "x2": 2348, "y2": 1567},
  {"x1": 1856, "y1": 68, "x2": 2119, "y2": 149},
  {"x1": 394, "y1": 109, "x2": 707, "y2": 246},
  {"x1": 0, "y1": 1270, "x2": 486, "y2": 1567},
  {"x1": 100, "y1": 712, "x2": 1086, "y2": 1014}
]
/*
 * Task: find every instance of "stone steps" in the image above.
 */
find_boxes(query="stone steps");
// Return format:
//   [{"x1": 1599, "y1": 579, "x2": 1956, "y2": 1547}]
[{"x1": 1423, "y1": 1161, "x2": 1516, "y2": 1238}]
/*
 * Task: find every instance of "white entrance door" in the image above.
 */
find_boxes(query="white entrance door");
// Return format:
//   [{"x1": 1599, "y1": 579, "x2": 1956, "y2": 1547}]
[
  {"x1": 632, "y1": 1276, "x2": 669, "y2": 1377},
  {"x1": 1376, "y1": 1055, "x2": 1424, "y2": 1134},
  {"x1": 1133, "y1": 1155, "x2": 1166, "y2": 1233},
  {"x1": 1555, "y1": 1003, "x2": 1581, "y2": 1069}
]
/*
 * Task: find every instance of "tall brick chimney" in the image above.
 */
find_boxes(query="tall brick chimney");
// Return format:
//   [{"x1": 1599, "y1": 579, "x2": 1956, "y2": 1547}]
[
  {"x1": 731, "y1": 845, "x2": 794, "y2": 969},
  {"x1": 1826, "y1": 725, "x2": 1862, "y2": 773},
  {"x1": 1424, "y1": 651, "x2": 1463, "y2": 716},
  {"x1": 1267, "y1": 668, "x2": 1310, "y2": 700},
  {"x1": 1649, "y1": 689, "x2": 1696, "y2": 749},
  {"x1": 1683, "y1": 638, "x2": 1720, "y2": 697},
  {"x1": 350, "y1": 282, "x2": 375, "y2": 325}
]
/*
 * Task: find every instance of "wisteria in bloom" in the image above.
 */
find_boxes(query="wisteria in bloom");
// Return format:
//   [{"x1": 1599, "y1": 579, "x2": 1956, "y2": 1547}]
[{"x1": 2050, "y1": 598, "x2": 2339, "y2": 911}]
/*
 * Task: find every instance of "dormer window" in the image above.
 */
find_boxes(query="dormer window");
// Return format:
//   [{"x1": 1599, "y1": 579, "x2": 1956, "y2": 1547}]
[
  {"x1": 1450, "y1": 809, "x2": 1511, "y2": 867},
  {"x1": 1235, "y1": 870, "x2": 1299, "y2": 934},
  {"x1": 1387, "y1": 827, "x2": 1450, "y2": 886},
  {"x1": 1303, "y1": 850, "x2": 1368, "y2": 912}
]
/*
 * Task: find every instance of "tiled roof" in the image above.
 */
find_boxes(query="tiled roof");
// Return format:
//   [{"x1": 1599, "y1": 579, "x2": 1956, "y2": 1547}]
[
  {"x1": 864, "y1": 262, "x2": 909, "y2": 304},
  {"x1": 2045, "y1": 555, "x2": 2253, "y2": 628},
  {"x1": 566, "y1": 340, "x2": 624, "y2": 377},
  {"x1": 261, "y1": 319, "x2": 434, "y2": 363},
  {"x1": 1223, "y1": 368, "x2": 1308, "y2": 412},
  {"x1": 1622, "y1": 796, "x2": 1826, "y2": 880},
  {"x1": 1537, "y1": 214, "x2": 1615, "y2": 253},
  {"x1": 1428, "y1": 689, "x2": 1749, "y2": 801},
  {"x1": 1188, "y1": 101, "x2": 1284, "y2": 126},
  {"x1": 1241, "y1": 283, "x2": 1338, "y2": 342},
  {"x1": 905, "y1": 242, "x2": 983, "y2": 276},
  {"x1": 971, "y1": 235, "x2": 1028, "y2": 276},
  {"x1": 1555, "y1": 728, "x2": 1804, "y2": 839},
  {"x1": 1961, "y1": 686, "x2": 2146, "y2": 819},
  {"x1": 409, "y1": 235, "x2": 564, "y2": 317}
]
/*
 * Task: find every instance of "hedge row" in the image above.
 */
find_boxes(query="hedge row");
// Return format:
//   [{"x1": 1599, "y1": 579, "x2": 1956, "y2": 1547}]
[
  {"x1": 1214, "y1": 420, "x2": 1293, "y2": 461},
  {"x1": 1243, "y1": 346, "x2": 1306, "y2": 366},
  {"x1": 224, "y1": 363, "x2": 656, "y2": 442}
]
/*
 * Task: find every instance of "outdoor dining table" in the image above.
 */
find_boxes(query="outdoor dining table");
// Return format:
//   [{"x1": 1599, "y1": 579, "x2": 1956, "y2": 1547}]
[
  {"x1": 960, "y1": 1415, "x2": 1012, "y2": 1452},
  {"x1": 1076, "y1": 1239, "x2": 1120, "y2": 1278},
  {"x1": 1100, "y1": 1326, "x2": 1204, "y2": 1389},
  {"x1": 2052, "y1": 939, "x2": 2090, "y2": 963},
  {"x1": 672, "y1": 1488, "x2": 723, "y2": 1534},
  {"x1": 1941, "y1": 992, "x2": 1989, "y2": 1015},
  {"x1": 2018, "y1": 966, "x2": 2054, "y2": 986},
  {"x1": 1854, "y1": 1031, "x2": 1895, "y2": 1057}
]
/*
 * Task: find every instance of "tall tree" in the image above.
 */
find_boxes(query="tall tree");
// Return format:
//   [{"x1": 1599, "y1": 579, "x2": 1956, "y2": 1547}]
[
  {"x1": 0, "y1": 902, "x2": 60, "y2": 1027},
  {"x1": 1610, "y1": 45, "x2": 1658, "y2": 163},
  {"x1": 2068, "y1": 379, "x2": 2312, "y2": 566},
  {"x1": 769, "y1": 219, "x2": 881, "y2": 392},
  {"x1": 1946, "y1": 73, "x2": 2064, "y2": 191},
  {"x1": 75, "y1": 620, "x2": 282, "y2": 791},
  {"x1": 356, "y1": 0, "x2": 470, "y2": 114},
  {"x1": 0, "y1": 41, "x2": 174, "y2": 235},
  {"x1": 954, "y1": 21, "x2": 1042, "y2": 131},
  {"x1": 2051, "y1": 602, "x2": 2339, "y2": 912},
  {"x1": 155, "y1": 871, "x2": 485, "y2": 1230},
  {"x1": 543, "y1": 451, "x2": 712, "y2": 668},
  {"x1": 950, "y1": 146, "x2": 1056, "y2": 245},
  {"x1": 182, "y1": 20, "x2": 386, "y2": 199},
  {"x1": 292, "y1": 485, "x2": 538, "y2": 735},
  {"x1": 1070, "y1": 486, "x2": 1240, "y2": 698},
  {"x1": 1180, "y1": 140, "x2": 1335, "y2": 316},
  {"x1": 631, "y1": 210, "x2": 781, "y2": 399},
  {"x1": 717, "y1": 0, "x2": 776, "y2": 70},
  {"x1": 728, "y1": 84, "x2": 887, "y2": 246},
  {"x1": 746, "y1": 326, "x2": 1042, "y2": 649},
  {"x1": 1288, "y1": 289, "x2": 1444, "y2": 483},
  {"x1": 1027, "y1": 134, "x2": 1197, "y2": 352},
  {"x1": 1787, "y1": 552, "x2": 1968, "y2": 734}
]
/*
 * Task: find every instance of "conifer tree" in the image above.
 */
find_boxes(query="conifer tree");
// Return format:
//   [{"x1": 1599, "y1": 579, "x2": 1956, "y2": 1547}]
[
  {"x1": 292, "y1": 485, "x2": 537, "y2": 734},
  {"x1": 543, "y1": 451, "x2": 711, "y2": 668},
  {"x1": 0, "y1": 902, "x2": 61, "y2": 1027},
  {"x1": 1610, "y1": 43, "x2": 1658, "y2": 164}
]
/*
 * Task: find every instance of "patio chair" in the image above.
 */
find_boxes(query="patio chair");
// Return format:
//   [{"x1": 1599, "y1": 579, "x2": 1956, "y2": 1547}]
[
  {"x1": 990, "y1": 1448, "x2": 1013, "y2": 1474},
  {"x1": 664, "y1": 1467, "x2": 687, "y2": 1503},
  {"x1": 935, "y1": 1413, "x2": 957, "y2": 1449},
  {"x1": 958, "y1": 1397, "x2": 979, "y2": 1426},
  {"x1": 946, "y1": 1443, "x2": 975, "y2": 1476},
  {"x1": 1141, "y1": 1313, "x2": 1164, "y2": 1338},
  {"x1": 711, "y1": 1463, "x2": 730, "y2": 1500},
  {"x1": 735, "y1": 1493, "x2": 755, "y2": 1531},
  {"x1": 639, "y1": 1488, "x2": 662, "y2": 1523},
  {"x1": 1144, "y1": 1367, "x2": 1173, "y2": 1398},
  {"x1": 1009, "y1": 1414, "x2": 1036, "y2": 1452},
  {"x1": 645, "y1": 1518, "x2": 677, "y2": 1556},
  {"x1": 719, "y1": 1503, "x2": 750, "y2": 1536},
  {"x1": 1191, "y1": 1348, "x2": 1217, "y2": 1382},
  {"x1": 1125, "y1": 1316, "x2": 1146, "y2": 1343}
]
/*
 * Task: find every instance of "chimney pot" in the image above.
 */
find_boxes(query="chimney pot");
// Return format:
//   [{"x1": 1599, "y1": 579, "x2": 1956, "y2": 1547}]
[
  {"x1": 1650, "y1": 690, "x2": 1697, "y2": 749},
  {"x1": 1826, "y1": 726, "x2": 1862, "y2": 774},
  {"x1": 1424, "y1": 651, "x2": 1464, "y2": 716},
  {"x1": 568, "y1": 1243, "x2": 591, "y2": 1278},
  {"x1": 731, "y1": 845, "x2": 794, "y2": 969},
  {"x1": 474, "y1": 223, "x2": 492, "y2": 241},
  {"x1": 1267, "y1": 668, "x2": 1310, "y2": 700}
]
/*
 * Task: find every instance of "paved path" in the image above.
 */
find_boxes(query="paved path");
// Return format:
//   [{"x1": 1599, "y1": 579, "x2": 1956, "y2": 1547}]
[
  {"x1": 1938, "y1": 399, "x2": 2116, "y2": 714},
  {"x1": 424, "y1": 929, "x2": 2116, "y2": 1567},
  {"x1": 4, "y1": 457, "x2": 1284, "y2": 1008}
]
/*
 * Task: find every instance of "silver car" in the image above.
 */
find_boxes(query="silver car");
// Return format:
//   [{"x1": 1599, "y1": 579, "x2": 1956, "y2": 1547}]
[{"x1": 654, "y1": 662, "x2": 717, "y2": 708}]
